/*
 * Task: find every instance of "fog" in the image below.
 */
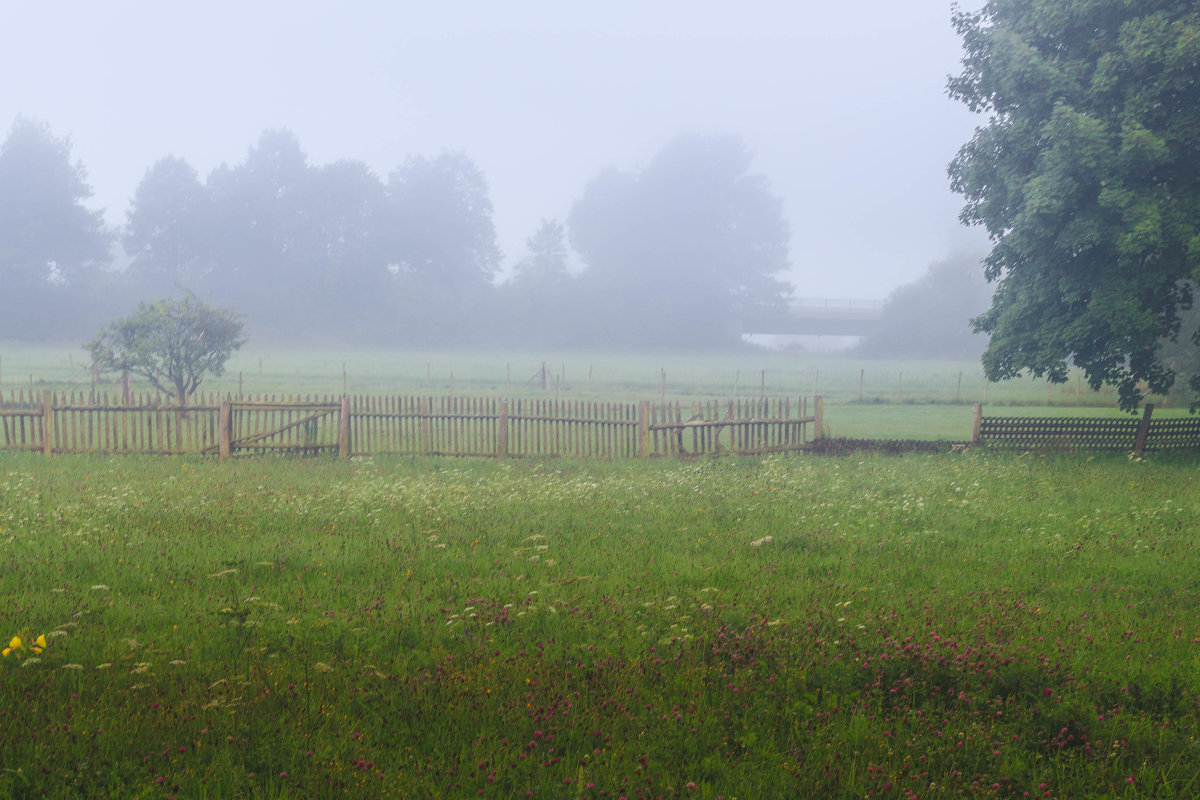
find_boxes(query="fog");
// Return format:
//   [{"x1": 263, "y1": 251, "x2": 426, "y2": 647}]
[{"x1": 2, "y1": 0, "x2": 986, "y2": 304}]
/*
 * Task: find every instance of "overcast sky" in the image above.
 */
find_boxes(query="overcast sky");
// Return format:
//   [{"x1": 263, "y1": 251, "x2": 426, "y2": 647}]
[{"x1": 2, "y1": 0, "x2": 988, "y2": 299}]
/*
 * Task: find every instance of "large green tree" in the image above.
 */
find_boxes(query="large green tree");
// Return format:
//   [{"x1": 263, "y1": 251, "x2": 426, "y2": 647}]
[
  {"x1": 385, "y1": 152, "x2": 502, "y2": 342},
  {"x1": 124, "y1": 156, "x2": 213, "y2": 295},
  {"x1": 0, "y1": 118, "x2": 111, "y2": 336},
  {"x1": 204, "y1": 129, "x2": 313, "y2": 327},
  {"x1": 948, "y1": 0, "x2": 1200, "y2": 409},
  {"x1": 568, "y1": 135, "x2": 792, "y2": 347},
  {"x1": 386, "y1": 151, "x2": 501, "y2": 288},
  {"x1": 501, "y1": 219, "x2": 576, "y2": 346}
]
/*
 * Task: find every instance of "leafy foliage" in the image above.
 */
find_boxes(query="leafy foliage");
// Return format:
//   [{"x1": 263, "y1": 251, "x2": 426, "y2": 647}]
[
  {"x1": 500, "y1": 219, "x2": 576, "y2": 346},
  {"x1": 386, "y1": 151, "x2": 501, "y2": 288},
  {"x1": 0, "y1": 118, "x2": 112, "y2": 337},
  {"x1": 856, "y1": 252, "x2": 992, "y2": 357},
  {"x1": 948, "y1": 0, "x2": 1200, "y2": 410},
  {"x1": 123, "y1": 156, "x2": 213, "y2": 294},
  {"x1": 121, "y1": 133, "x2": 503, "y2": 342},
  {"x1": 86, "y1": 295, "x2": 247, "y2": 404},
  {"x1": 569, "y1": 135, "x2": 792, "y2": 347}
]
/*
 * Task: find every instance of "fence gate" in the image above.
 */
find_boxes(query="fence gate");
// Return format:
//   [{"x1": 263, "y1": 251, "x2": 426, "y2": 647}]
[{"x1": 212, "y1": 400, "x2": 349, "y2": 457}]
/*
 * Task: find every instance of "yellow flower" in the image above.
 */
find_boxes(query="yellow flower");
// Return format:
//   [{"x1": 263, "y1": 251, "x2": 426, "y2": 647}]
[{"x1": 3, "y1": 634, "x2": 48, "y2": 659}]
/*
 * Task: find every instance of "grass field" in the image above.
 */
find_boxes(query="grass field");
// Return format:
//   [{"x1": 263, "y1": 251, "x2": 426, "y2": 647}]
[
  {"x1": 2, "y1": 450, "x2": 1199, "y2": 798},
  {"x1": 3, "y1": 343, "x2": 1193, "y2": 441}
]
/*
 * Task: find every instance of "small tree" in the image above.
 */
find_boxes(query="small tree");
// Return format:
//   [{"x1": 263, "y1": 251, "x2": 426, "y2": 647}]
[{"x1": 87, "y1": 295, "x2": 247, "y2": 406}]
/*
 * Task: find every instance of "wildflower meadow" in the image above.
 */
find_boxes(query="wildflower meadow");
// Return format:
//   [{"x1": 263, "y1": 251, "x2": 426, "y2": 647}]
[{"x1": 1, "y1": 450, "x2": 1198, "y2": 798}]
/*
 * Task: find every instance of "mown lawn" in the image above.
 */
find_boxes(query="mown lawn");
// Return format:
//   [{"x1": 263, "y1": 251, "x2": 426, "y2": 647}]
[{"x1": 1, "y1": 450, "x2": 1198, "y2": 798}]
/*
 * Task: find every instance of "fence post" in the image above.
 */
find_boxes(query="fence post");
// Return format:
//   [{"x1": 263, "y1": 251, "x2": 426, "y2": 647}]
[
  {"x1": 638, "y1": 400, "x2": 650, "y2": 458},
  {"x1": 338, "y1": 396, "x2": 351, "y2": 459},
  {"x1": 1133, "y1": 403, "x2": 1154, "y2": 455},
  {"x1": 497, "y1": 400, "x2": 509, "y2": 461},
  {"x1": 813, "y1": 395, "x2": 823, "y2": 441},
  {"x1": 218, "y1": 400, "x2": 232, "y2": 458},
  {"x1": 972, "y1": 403, "x2": 983, "y2": 445},
  {"x1": 420, "y1": 397, "x2": 432, "y2": 455},
  {"x1": 42, "y1": 390, "x2": 54, "y2": 456}
]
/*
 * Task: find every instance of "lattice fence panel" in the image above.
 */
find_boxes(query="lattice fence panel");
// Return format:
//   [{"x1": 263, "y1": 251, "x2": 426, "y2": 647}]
[{"x1": 980, "y1": 417, "x2": 1139, "y2": 450}]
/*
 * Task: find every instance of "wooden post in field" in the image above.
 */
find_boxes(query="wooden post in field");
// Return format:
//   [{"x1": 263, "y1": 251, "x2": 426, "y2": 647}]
[
  {"x1": 258, "y1": 358, "x2": 263, "y2": 380},
  {"x1": 338, "y1": 396, "x2": 351, "y2": 459},
  {"x1": 638, "y1": 400, "x2": 651, "y2": 458},
  {"x1": 218, "y1": 400, "x2": 232, "y2": 458},
  {"x1": 497, "y1": 400, "x2": 509, "y2": 461},
  {"x1": 813, "y1": 395, "x2": 824, "y2": 441},
  {"x1": 956, "y1": 372, "x2": 963, "y2": 403},
  {"x1": 238, "y1": 371, "x2": 243, "y2": 398},
  {"x1": 760, "y1": 369, "x2": 765, "y2": 399},
  {"x1": 971, "y1": 403, "x2": 983, "y2": 445},
  {"x1": 42, "y1": 390, "x2": 54, "y2": 456},
  {"x1": 1133, "y1": 403, "x2": 1154, "y2": 455}
]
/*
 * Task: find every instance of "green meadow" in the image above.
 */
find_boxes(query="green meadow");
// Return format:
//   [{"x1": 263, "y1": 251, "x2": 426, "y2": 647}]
[
  {"x1": 3, "y1": 343, "x2": 1192, "y2": 441},
  {"x1": 2, "y1": 450, "x2": 1199, "y2": 799}
]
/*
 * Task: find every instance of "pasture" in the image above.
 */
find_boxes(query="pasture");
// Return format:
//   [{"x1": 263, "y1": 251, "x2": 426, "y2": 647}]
[
  {"x1": 2, "y1": 343, "x2": 1191, "y2": 441},
  {"x1": 2, "y1": 450, "x2": 1199, "y2": 798}
]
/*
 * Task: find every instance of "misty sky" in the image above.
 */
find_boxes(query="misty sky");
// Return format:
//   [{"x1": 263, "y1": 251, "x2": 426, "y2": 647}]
[{"x1": 2, "y1": 0, "x2": 988, "y2": 299}]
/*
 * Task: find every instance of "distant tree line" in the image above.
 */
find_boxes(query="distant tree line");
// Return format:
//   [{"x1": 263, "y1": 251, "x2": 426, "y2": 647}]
[{"x1": 0, "y1": 118, "x2": 796, "y2": 349}]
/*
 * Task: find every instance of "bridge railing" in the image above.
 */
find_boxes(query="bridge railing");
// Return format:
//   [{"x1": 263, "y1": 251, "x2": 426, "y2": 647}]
[
  {"x1": 742, "y1": 298, "x2": 885, "y2": 335},
  {"x1": 792, "y1": 298, "x2": 885, "y2": 311}
]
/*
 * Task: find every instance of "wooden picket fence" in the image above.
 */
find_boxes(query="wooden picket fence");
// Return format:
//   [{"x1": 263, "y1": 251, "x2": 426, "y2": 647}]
[
  {"x1": 0, "y1": 390, "x2": 822, "y2": 459},
  {"x1": 971, "y1": 403, "x2": 1200, "y2": 453}
]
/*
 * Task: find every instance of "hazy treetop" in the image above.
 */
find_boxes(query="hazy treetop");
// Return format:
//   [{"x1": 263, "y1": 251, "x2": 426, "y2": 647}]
[{"x1": 1, "y1": 0, "x2": 986, "y2": 296}]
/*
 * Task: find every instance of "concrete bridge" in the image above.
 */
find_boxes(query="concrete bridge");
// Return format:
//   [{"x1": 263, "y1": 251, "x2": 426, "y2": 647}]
[{"x1": 742, "y1": 298, "x2": 885, "y2": 336}]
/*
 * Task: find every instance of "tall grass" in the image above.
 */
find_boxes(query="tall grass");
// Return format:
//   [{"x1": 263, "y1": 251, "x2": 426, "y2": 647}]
[{"x1": 1, "y1": 450, "x2": 1197, "y2": 798}]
